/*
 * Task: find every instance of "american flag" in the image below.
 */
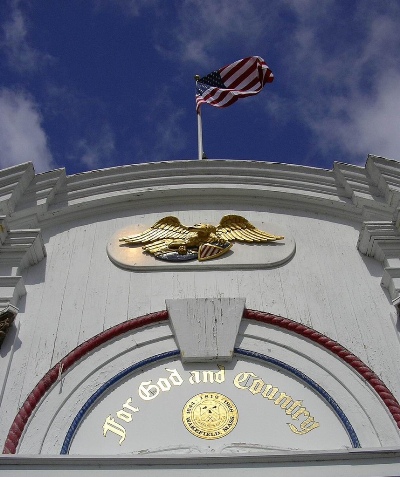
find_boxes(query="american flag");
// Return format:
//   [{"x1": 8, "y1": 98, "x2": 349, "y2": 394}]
[{"x1": 195, "y1": 56, "x2": 273, "y2": 112}]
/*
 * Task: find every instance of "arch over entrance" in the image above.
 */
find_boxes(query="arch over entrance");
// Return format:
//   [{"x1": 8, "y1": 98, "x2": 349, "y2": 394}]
[{"x1": 4, "y1": 309, "x2": 400, "y2": 454}]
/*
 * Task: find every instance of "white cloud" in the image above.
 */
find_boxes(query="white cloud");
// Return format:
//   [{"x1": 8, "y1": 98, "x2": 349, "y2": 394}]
[
  {"x1": 92, "y1": 0, "x2": 160, "y2": 17},
  {"x1": 151, "y1": 108, "x2": 186, "y2": 158},
  {"x1": 315, "y1": 73, "x2": 400, "y2": 162},
  {"x1": 99, "y1": 1, "x2": 400, "y2": 165},
  {"x1": 76, "y1": 126, "x2": 116, "y2": 169},
  {"x1": 155, "y1": 0, "x2": 274, "y2": 67},
  {"x1": 277, "y1": 1, "x2": 400, "y2": 163},
  {"x1": 1, "y1": 1, "x2": 52, "y2": 72},
  {"x1": 353, "y1": 74, "x2": 400, "y2": 161},
  {"x1": 0, "y1": 88, "x2": 55, "y2": 172},
  {"x1": 133, "y1": 88, "x2": 187, "y2": 162}
]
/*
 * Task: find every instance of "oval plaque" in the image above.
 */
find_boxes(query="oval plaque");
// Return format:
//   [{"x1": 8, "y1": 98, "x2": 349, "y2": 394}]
[{"x1": 107, "y1": 220, "x2": 295, "y2": 270}]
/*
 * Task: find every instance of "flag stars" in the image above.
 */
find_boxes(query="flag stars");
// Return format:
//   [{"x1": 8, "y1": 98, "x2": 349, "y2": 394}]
[
  {"x1": 199, "y1": 71, "x2": 226, "y2": 89},
  {"x1": 196, "y1": 56, "x2": 273, "y2": 112}
]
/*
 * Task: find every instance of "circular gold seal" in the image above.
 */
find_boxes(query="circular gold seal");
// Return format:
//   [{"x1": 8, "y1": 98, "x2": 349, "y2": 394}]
[{"x1": 182, "y1": 392, "x2": 238, "y2": 440}]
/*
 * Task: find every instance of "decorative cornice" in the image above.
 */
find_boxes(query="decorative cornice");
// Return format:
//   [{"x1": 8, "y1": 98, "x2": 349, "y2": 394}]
[
  {"x1": 0, "y1": 277, "x2": 25, "y2": 310},
  {"x1": 357, "y1": 221, "x2": 400, "y2": 302},
  {"x1": 366, "y1": 155, "x2": 400, "y2": 210},
  {"x1": 0, "y1": 216, "x2": 46, "y2": 310},
  {"x1": 0, "y1": 228, "x2": 46, "y2": 270},
  {"x1": 0, "y1": 305, "x2": 18, "y2": 349},
  {"x1": 333, "y1": 161, "x2": 393, "y2": 220},
  {"x1": 0, "y1": 163, "x2": 34, "y2": 216},
  {"x1": 0, "y1": 156, "x2": 399, "y2": 228},
  {"x1": 11, "y1": 169, "x2": 66, "y2": 228},
  {"x1": 4, "y1": 308, "x2": 400, "y2": 454}
]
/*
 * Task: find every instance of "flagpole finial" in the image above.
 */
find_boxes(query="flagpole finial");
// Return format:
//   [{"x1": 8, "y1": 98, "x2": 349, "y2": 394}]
[{"x1": 194, "y1": 74, "x2": 200, "y2": 81}]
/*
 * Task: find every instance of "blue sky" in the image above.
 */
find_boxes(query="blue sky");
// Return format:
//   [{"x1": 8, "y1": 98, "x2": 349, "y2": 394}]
[{"x1": 0, "y1": 0, "x2": 400, "y2": 175}]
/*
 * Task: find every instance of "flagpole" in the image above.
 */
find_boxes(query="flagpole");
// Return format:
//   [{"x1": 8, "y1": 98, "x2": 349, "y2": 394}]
[
  {"x1": 195, "y1": 75, "x2": 205, "y2": 160},
  {"x1": 197, "y1": 109, "x2": 204, "y2": 160}
]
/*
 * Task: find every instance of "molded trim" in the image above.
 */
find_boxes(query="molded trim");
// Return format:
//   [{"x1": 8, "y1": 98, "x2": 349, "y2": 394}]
[
  {"x1": 4, "y1": 308, "x2": 400, "y2": 454},
  {"x1": 243, "y1": 309, "x2": 400, "y2": 429},
  {"x1": 2, "y1": 311, "x2": 169, "y2": 454},
  {"x1": 1, "y1": 156, "x2": 399, "y2": 228},
  {"x1": 60, "y1": 348, "x2": 360, "y2": 454}
]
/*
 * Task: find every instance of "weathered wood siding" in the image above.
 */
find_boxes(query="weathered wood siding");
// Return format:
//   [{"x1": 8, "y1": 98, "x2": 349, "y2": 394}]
[{"x1": 1, "y1": 156, "x2": 400, "y2": 451}]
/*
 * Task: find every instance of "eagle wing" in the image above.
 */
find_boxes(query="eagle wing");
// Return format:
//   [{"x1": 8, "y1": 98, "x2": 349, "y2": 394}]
[
  {"x1": 119, "y1": 216, "x2": 190, "y2": 245},
  {"x1": 216, "y1": 215, "x2": 284, "y2": 243}
]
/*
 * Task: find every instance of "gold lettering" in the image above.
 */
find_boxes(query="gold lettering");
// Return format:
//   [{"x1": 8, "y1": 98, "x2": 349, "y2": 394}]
[
  {"x1": 233, "y1": 372, "x2": 257, "y2": 390},
  {"x1": 261, "y1": 384, "x2": 279, "y2": 399},
  {"x1": 189, "y1": 371, "x2": 200, "y2": 384},
  {"x1": 288, "y1": 417, "x2": 320, "y2": 435},
  {"x1": 249, "y1": 378, "x2": 264, "y2": 395},
  {"x1": 214, "y1": 365, "x2": 225, "y2": 383},
  {"x1": 285, "y1": 400, "x2": 303, "y2": 416},
  {"x1": 202, "y1": 371, "x2": 215, "y2": 383},
  {"x1": 103, "y1": 416, "x2": 126, "y2": 445},
  {"x1": 292, "y1": 408, "x2": 309, "y2": 420},
  {"x1": 122, "y1": 398, "x2": 139, "y2": 413},
  {"x1": 116, "y1": 410, "x2": 132, "y2": 422},
  {"x1": 166, "y1": 368, "x2": 184, "y2": 386},
  {"x1": 190, "y1": 366, "x2": 225, "y2": 384},
  {"x1": 301, "y1": 416, "x2": 320, "y2": 431},
  {"x1": 157, "y1": 377, "x2": 171, "y2": 391},
  {"x1": 274, "y1": 392, "x2": 293, "y2": 409},
  {"x1": 138, "y1": 380, "x2": 160, "y2": 400}
]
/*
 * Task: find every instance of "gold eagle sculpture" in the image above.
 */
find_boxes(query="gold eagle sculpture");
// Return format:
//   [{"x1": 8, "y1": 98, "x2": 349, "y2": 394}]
[{"x1": 119, "y1": 215, "x2": 284, "y2": 262}]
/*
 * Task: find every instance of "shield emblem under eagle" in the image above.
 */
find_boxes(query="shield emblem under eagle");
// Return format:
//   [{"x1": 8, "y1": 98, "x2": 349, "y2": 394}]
[{"x1": 119, "y1": 215, "x2": 284, "y2": 262}]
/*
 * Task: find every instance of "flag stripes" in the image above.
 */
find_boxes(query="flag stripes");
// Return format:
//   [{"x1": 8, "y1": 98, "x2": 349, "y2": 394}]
[
  {"x1": 199, "y1": 244, "x2": 220, "y2": 259},
  {"x1": 196, "y1": 56, "x2": 273, "y2": 111}
]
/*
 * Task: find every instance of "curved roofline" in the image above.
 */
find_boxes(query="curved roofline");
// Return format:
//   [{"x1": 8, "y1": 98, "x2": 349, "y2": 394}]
[
  {"x1": 0, "y1": 155, "x2": 399, "y2": 309},
  {"x1": 0, "y1": 155, "x2": 399, "y2": 228}
]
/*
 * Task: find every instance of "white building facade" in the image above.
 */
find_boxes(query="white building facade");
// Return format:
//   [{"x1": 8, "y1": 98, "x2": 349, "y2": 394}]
[{"x1": 0, "y1": 155, "x2": 400, "y2": 476}]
